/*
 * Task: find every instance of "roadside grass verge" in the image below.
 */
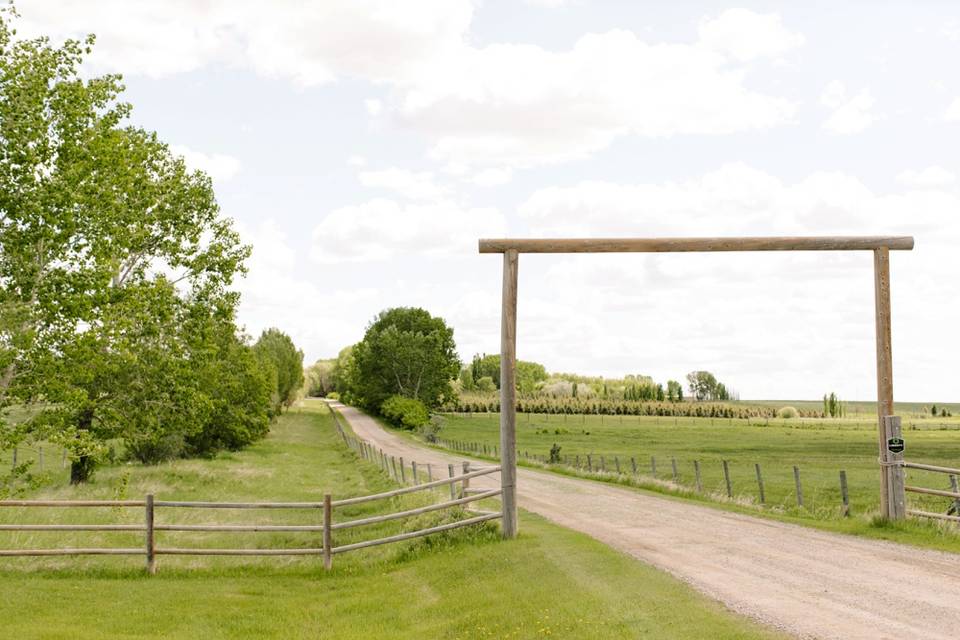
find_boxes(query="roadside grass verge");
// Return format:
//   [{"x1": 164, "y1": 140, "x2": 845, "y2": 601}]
[{"x1": 0, "y1": 400, "x2": 783, "y2": 639}]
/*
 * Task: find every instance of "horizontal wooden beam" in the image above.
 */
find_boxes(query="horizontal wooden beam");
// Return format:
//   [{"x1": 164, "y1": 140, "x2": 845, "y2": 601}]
[{"x1": 478, "y1": 236, "x2": 915, "y2": 254}]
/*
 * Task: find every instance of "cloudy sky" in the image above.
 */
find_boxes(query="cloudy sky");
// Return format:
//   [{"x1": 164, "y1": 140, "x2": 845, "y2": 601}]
[{"x1": 18, "y1": 1, "x2": 960, "y2": 401}]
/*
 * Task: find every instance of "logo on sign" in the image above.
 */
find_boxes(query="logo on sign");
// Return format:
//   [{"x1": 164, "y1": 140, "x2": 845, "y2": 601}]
[{"x1": 887, "y1": 437, "x2": 904, "y2": 454}]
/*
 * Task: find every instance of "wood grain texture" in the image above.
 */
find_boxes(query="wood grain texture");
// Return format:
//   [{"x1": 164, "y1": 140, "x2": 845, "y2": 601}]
[
  {"x1": 499, "y1": 249, "x2": 519, "y2": 539},
  {"x1": 479, "y1": 236, "x2": 915, "y2": 254},
  {"x1": 873, "y1": 247, "x2": 894, "y2": 517}
]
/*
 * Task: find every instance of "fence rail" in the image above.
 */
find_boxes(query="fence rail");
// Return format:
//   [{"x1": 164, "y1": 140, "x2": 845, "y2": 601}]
[{"x1": 0, "y1": 407, "x2": 504, "y2": 573}]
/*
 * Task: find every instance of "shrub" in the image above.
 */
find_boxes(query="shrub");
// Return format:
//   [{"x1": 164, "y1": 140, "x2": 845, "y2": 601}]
[
  {"x1": 326, "y1": 391, "x2": 341, "y2": 400},
  {"x1": 777, "y1": 406, "x2": 798, "y2": 419},
  {"x1": 380, "y1": 395, "x2": 430, "y2": 430}
]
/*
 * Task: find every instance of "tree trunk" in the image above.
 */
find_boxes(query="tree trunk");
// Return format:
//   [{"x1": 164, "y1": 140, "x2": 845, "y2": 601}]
[{"x1": 69, "y1": 407, "x2": 96, "y2": 485}]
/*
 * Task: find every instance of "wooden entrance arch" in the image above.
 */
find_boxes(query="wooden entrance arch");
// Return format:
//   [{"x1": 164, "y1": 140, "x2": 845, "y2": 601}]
[{"x1": 479, "y1": 236, "x2": 915, "y2": 538}]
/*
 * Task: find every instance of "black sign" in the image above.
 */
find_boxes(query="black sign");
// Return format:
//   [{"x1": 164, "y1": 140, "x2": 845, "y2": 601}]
[{"x1": 887, "y1": 437, "x2": 904, "y2": 454}]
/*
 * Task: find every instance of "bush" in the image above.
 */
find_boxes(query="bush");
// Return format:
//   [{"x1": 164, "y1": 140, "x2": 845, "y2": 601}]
[
  {"x1": 380, "y1": 395, "x2": 430, "y2": 430},
  {"x1": 777, "y1": 406, "x2": 798, "y2": 419},
  {"x1": 326, "y1": 391, "x2": 341, "y2": 400}
]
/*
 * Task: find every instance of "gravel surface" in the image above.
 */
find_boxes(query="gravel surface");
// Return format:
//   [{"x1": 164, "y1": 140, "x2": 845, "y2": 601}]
[{"x1": 334, "y1": 403, "x2": 960, "y2": 640}]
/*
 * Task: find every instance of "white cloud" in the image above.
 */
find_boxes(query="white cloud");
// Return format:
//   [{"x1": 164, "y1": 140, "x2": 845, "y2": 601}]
[
  {"x1": 524, "y1": 0, "x2": 567, "y2": 7},
  {"x1": 469, "y1": 168, "x2": 513, "y2": 187},
  {"x1": 170, "y1": 145, "x2": 241, "y2": 182},
  {"x1": 235, "y1": 219, "x2": 379, "y2": 359},
  {"x1": 944, "y1": 97, "x2": 960, "y2": 122},
  {"x1": 347, "y1": 155, "x2": 367, "y2": 167},
  {"x1": 17, "y1": 3, "x2": 797, "y2": 171},
  {"x1": 358, "y1": 168, "x2": 450, "y2": 200},
  {"x1": 698, "y1": 9, "x2": 805, "y2": 62},
  {"x1": 311, "y1": 198, "x2": 506, "y2": 263},
  {"x1": 820, "y1": 81, "x2": 879, "y2": 135},
  {"x1": 896, "y1": 166, "x2": 956, "y2": 188},
  {"x1": 16, "y1": 0, "x2": 474, "y2": 85},
  {"x1": 511, "y1": 165, "x2": 959, "y2": 399},
  {"x1": 400, "y1": 29, "x2": 796, "y2": 169}
]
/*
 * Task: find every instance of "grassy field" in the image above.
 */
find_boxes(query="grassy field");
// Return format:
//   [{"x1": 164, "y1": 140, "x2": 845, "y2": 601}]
[
  {"x1": 0, "y1": 400, "x2": 783, "y2": 639},
  {"x1": 423, "y1": 411, "x2": 960, "y2": 550}
]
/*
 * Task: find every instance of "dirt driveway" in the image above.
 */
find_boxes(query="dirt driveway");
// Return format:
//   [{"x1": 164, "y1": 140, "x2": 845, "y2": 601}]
[{"x1": 332, "y1": 402, "x2": 960, "y2": 639}]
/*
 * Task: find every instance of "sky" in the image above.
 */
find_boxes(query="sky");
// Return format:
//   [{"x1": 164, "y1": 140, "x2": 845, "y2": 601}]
[{"x1": 15, "y1": 1, "x2": 960, "y2": 401}]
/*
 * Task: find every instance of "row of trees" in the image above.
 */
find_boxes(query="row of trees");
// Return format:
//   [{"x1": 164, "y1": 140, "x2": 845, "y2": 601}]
[
  {"x1": 0, "y1": 11, "x2": 302, "y2": 489},
  {"x1": 685, "y1": 371, "x2": 736, "y2": 401}
]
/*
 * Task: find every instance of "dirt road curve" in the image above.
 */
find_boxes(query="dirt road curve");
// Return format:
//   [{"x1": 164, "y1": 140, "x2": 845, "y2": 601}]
[{"x1": 332, "y1": 403, "x2": 960, "y2": 640}]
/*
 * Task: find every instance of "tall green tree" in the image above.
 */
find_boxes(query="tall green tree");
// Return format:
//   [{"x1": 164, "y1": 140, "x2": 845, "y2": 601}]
[
  {"x1": 352, "y1": 308, "x2": 460, "y2": 410},
  {"x1": 254, "y1": 328, "x2": 305, "y2": 414},
  {"x1": 1, "y1": 9, "x2": 250, "y2": 483}
]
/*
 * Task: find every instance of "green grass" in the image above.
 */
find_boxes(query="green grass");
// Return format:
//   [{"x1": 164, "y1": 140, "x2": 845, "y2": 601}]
[
  {"x1": 0, "y1": 400, "x2": 782, "y2": 639},
  {"x1": 423, "y1": 411, "x2": 960, "y2": 552}
]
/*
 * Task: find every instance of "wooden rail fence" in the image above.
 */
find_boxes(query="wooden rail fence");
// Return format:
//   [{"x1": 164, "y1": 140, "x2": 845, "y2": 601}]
[{"x1": 0, "y1": 409, "x2": 503, "y2": 573}]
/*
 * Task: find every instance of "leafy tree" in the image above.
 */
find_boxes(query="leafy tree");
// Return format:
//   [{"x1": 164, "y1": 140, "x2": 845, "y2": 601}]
[
  {"x1": 352, "y1": 307, "x2": 460, "y2": 410},
  {"x1": 476, "y1": 376, "x2": 496, "y2": 393},
  {"x1": 254, "y1": 329, "x2": 304, "y2": 413},
  {"x1": 304, "y1": 359, "x2": 336, "y2": 397},
  {"x1": 666, "y1": 380, "x2": 683, "y2": 402},
  {"x1": 686, "y1": 371, "x2": 718, "y2": 401},
  {"x1": 0, "y1": 10, "x2": 254, "y2": 482},
  {"x1": 932, "y1": 404, "x2": 938, "y2": 417}
]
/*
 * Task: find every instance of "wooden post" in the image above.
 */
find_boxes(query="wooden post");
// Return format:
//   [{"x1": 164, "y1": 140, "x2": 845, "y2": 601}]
[
  {"x1": 412, "y1": 461, "x2": 419, "y2": 485},
  {"x1": 883, "y1": 416, "x2": 905, "y2": 519},
  {"x1": 614, "y1": 456, "x2": 620, "y2": 474},
  {"x1": 399, "y1": 457, "x2": 406, "y2": 484},
  {"x1": 755, "y1": 464, "x2": 765, "y2": 504},
  {"x1": 600, "y1": 456, "x2": 606, "y2": 472},
  {"x1": 587, "y1": 454, "x2": 592, "y2": 472},
  {"x1": 671, "y1": 458, "x2": 679, "y2": 484},
  {"x1": 722, "y1": 460, "x2": 732, "y2": 498},
  {"x1": 840, "y1": 470, "x2": 850, "y2": 517},
  {"x1": 874, "y1": 246, "x2": 895, "y2": 518},
  {"x1": 651, "y1": 456, "x2": 657, "y2": 477},
  {"x1": 391, "y1": 456, "x2": 398, "y2": 480},
  {"x1": 462, "y1": 461, "x2": 471, "y2": 499},
  {"x1": 427, "y1": 463, "x2": 433, "y2": 483},
  {"x1": 38, "y1": 447, "x2": 43, "y2": 473},
  {"x1": 793, "y1": 466, "x2": 804, "y2": 507},
  {"x1": 61, "y1": 449, "x2": 67, "y2": 469},
  {"x1": 575, "y1": 454, "x2": 580, "y2": 469},
  {"x1": 323, "y1": 494, "x2": 332, "y2": 570},
  {"x1": 145, "y1": 494, "x2": 156, "y2": 574},
  {"x1": 694, "y1": 460, "x2": 702, "y2": 492},
  {"x1": 499, "y1": 249, "x2": 519, "y2": 539},
  {"x1": 630, "y1": 457, "x2": 638, "y2": 475},
  {"x1": 448, "y1": 464, "x2": 456, "y2": 500},
  {"x1": 949, "y1": 475, "x2": 960, "y2": 517}
]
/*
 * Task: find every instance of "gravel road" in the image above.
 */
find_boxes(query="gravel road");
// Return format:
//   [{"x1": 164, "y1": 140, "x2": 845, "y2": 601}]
[{"x1": 333, "y1": 402, "x2": 960, "y2": 640}]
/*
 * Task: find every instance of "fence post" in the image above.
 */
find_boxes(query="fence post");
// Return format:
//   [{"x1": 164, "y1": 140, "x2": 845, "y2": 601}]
[
  {"x1": 62, "y1": 449, "x2": 67, "y2": 469},
  {"x1": 412, "y1": 461, "x2": 419, "y2": 485},
  {"x1": 462, "y1": 461, "x2": 471, "y2": 498},
  {"x1": 755, "y1": 464, "x2": 765, "y2": 504},
  {"x1": 671, "y1": 458, "x2": 679, "y2": 484},
  {"x1": 400, "y1": 457, "x2": 407, "y2": 484},
  {"x1": 145, "y1": 494, "x2": 156, "y2": 575},
  {"x1": 949, "y1": 475, "x2": 960, "y2": 517},
  {"x1": 631, "y1": 457, "x2": 637, "y2": 475},
  {"x1": 793, "y1": 466, "x2": 804, "y2": 507},
  {"x1": 722, "y1": 460, "x2": 732, "y2": 498},
  {"x1": 323, "y1": 493, "x2": 333, "y2": 570},
  {"x1": 840, "y1": 470, "x2": 850, "y2": 517},
  {"x1": 575, "y1": 454, "x2": 580, "y2": 469},
  {"x1": 391, "y1": 456, "x2": 398, "y2": 480},
  {"x1": 694, "y1": 460, "x2": 702, "y2": 492},
  {"x1": 427, "y1": 463, "x2": 433, "y2": 483},
  {"x1": 448, "y1": 464, "x2": 456, "y2": 500},
  {"x1": 600, "y1": 456, "x2": 606, "y2": 473},
  {"x1": 38, "y1": 447, "x2": 43, "y2": 474},
  {"x1": 651, "y1": 456, "x2": 657, "y2": 477},
  {"x1": 614, "y1": 456, "x2": 621, "y2": 474},
  {"x1": 587, "y1": 454, "x2": 592, "y2": 472},
  {"x1": 882, "y1": 415, "x2": 905, "y2": 520}
]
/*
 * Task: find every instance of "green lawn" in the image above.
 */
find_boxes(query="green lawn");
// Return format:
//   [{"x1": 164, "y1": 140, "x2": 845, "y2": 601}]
[
  {"x1": 0, "y1": 400, "x2": 782, "y2": 639},
  {"x1": 423, "y1": 411, "x2": 960, "y2": 551}
]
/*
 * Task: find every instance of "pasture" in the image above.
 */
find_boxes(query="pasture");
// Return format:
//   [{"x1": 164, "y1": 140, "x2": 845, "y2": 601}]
[
  {"x1": 427, "y1": 411, "x2": 960, "y2": 549},
  {"x1": 0, "y1": 401, "x2": 782, "y2": 639}
]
